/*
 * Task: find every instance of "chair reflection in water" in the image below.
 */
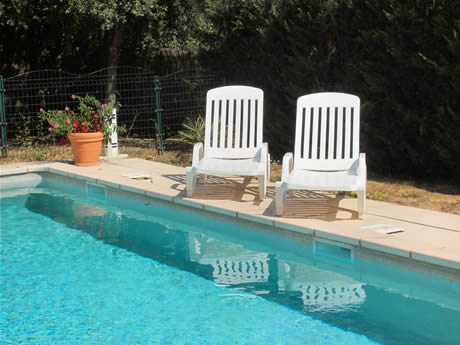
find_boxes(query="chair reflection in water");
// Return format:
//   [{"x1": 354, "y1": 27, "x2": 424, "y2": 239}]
[
  {"x1": 277, "y1": 260, "x2": 366, "y2": 312},
  {"x1": 187, "y1": 233, "x2": 366, "y2": 312},
  {"x1": 187, "y1": 233, "x2": 269, "y2": 285}
]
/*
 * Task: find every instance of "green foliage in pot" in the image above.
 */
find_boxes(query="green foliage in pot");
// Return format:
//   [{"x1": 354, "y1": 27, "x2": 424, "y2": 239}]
[{"x1": 39, "y1": 94, "x2": 124, "y2": 143}]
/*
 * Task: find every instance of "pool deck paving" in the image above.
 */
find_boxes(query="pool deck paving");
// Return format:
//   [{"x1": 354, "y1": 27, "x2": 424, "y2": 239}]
[{"x1": 1, "y1": 157, "x2": 459, "y2": 274}]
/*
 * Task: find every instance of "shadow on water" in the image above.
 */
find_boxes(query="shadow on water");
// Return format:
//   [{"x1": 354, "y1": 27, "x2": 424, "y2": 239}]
[{"x1": 25, "y1": 192, "x2": 460, "y2": 345}]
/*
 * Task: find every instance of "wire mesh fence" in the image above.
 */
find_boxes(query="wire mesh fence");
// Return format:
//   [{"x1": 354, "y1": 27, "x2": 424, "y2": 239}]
[{"x1": 0, "y1": 67, "x2": 222, "y2": 161}]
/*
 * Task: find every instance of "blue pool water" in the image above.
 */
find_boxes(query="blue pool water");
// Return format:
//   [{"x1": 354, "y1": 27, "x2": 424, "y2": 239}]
[{"x1": 1, "y1": 174, "x2": 459, "y2": 344}]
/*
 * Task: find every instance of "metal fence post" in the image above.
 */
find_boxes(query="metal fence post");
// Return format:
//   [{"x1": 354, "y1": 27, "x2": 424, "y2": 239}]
[
  {"x1": 0, "y1": 76, "x2": 7, "y2": 157},
  {"x1": 154, "y1": 76, "x2": 164, "y2": 155}
]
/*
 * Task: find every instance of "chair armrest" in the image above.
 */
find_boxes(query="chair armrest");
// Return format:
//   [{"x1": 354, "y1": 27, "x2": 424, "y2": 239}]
[
  {"x1": 261, "y1": 142, "x2": 270, "y2": 179},
  {"x1": 261, "y1": 142, "x2": 269, "y2": 164},
  {"x1": 358, "y1": 153, "x2": 366, "y2": 174},
  {"x1": 358, "y1": 153, "x2": 367, "y2": 184},
  {"x1": 281, "y1": 152, "x2": 294, "y2": 183},
  {"x1": 191, "y1": 142, "x2": 204, "y2": 167}
]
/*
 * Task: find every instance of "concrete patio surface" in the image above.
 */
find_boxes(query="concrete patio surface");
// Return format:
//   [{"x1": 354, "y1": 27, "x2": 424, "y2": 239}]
[{"x1": 1, "y1": 157, "x2": 459, "y2": 275}]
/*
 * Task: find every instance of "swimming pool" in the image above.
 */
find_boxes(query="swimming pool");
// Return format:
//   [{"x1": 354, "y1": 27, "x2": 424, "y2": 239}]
[{"x1": 1, "y1": 172, "x2": 459, "y2": 344}]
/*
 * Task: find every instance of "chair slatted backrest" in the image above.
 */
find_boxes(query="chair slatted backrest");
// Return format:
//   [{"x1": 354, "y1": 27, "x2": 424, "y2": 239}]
[
  {"x1": 294, "y1": 93, "x2": 360, "y2": 171},
  {"x1": 204, "y1": 86, "x2": 264, "y2": 159}
]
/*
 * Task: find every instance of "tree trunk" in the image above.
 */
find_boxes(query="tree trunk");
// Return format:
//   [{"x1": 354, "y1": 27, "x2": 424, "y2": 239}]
[{"x1": 106, "y1": 22, "x2": 125, "y2": 105}]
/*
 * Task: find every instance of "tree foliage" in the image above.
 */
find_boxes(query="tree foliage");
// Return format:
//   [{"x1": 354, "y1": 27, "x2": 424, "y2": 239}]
[
  {"x1": 201, "y1": 0, "x2": 460, "y2": 182},
  {"x1": 351, "y1": 0, "x2": 460, "y2": 180},
  {"x1": 1, "y1": 0, "x2": 459, "y2": 182}
]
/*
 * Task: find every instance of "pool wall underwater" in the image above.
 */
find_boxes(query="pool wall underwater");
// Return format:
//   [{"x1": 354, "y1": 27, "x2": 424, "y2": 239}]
[
  {"x1": 2, "y1": 169, "x2": 459, "y2": 284},
  {"x1": 1, "y1": 170, "x2": 460, "y2": 345}
]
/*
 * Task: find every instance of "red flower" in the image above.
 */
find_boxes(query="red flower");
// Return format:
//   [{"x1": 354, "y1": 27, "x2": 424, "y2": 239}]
[{"x1": 60, "y1": 137, "x2": 67, "y2": 145}]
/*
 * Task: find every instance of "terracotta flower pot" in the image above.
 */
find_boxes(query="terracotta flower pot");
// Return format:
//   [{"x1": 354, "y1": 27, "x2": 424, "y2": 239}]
[{"x1": 68, "y1": 132, "x2": 104, "y2": 166}]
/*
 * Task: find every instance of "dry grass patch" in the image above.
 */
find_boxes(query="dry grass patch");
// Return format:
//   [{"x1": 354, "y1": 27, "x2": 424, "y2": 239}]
[
  {"x1": 367, "y1": 178, "x2": 460, "y2": 215},
  {"x1": 0, "y1": 145, "x2": 73, "y2": 164},
  {"x1": 269, "y1": 164, "x2": 460, "y2": 215}
]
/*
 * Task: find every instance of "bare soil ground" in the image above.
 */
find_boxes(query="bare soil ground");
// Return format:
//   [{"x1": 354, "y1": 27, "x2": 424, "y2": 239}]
[{"x1": 2, "y1": 144, "x2": 459, "y2": 215}]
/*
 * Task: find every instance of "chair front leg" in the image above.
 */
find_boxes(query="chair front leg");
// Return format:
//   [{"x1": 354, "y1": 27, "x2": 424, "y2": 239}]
[
  {"x1": 357, "y1": 189, "x2": 366, "y2": 218},
  {"x1": 186, "y1": 167, "x2": 196, "y2": 197},
  {"x1": 258, "y1": 175, "x2": 266, "y2": 200},
  {"x1": 267, "y1": 153, "x2": 271, "y2": 183},
  {"x1": 275, "y1": 183, "x2": 286, "y2": 216}
]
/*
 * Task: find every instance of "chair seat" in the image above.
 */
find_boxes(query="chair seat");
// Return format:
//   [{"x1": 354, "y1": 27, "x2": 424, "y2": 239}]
[
  {"x1": 194, "y1": 156, "x2": 265, "y2": 176},
  {"x1": 283, "y1": 168, "x2": 365, "y2": 191}
]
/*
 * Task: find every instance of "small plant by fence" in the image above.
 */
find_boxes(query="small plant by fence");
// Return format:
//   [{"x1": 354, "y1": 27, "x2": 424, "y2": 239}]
[{"x1": 0, "y1": 67, "x2": 222, "y2": 160}]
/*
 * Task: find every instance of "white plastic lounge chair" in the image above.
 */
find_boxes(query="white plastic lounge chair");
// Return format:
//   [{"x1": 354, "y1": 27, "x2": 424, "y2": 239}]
[
  {"x1": 186, "y1": 86, "x2": 269, "y2": 199},
  {"x1": 275, "y1": 92, "x2": 366, "y2": 217}
]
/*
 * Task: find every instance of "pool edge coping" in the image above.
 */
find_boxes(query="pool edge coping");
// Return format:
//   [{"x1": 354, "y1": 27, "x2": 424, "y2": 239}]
[{"x1": 1, "y1": 165, "x2": 459, "y2": 274}]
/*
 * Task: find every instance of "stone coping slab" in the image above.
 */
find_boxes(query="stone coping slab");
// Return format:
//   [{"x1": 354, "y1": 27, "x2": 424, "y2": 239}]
[{"x1": 1, "y1": 159, "x2": 459, "y2": 273}]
